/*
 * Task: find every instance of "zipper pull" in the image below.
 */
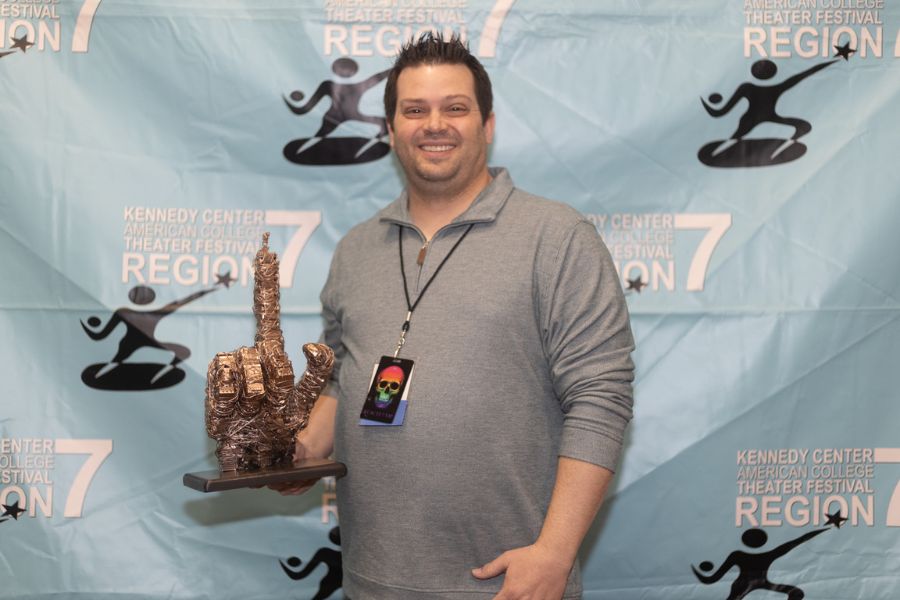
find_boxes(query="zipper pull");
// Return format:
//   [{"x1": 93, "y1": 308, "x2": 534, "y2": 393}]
[{"x1": 416, "y1": 240, "x2": 430, "y2": 266}]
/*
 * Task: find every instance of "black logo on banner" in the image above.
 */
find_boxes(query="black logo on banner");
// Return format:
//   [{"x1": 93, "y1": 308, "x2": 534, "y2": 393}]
[
  {"x1": 0, "y1": 35, "x2": 34, "y2": 60},
  {"x1": 625, "y1": 276, "x2": 647, "y2": 295},
  {"x1": 280, "y1": 526, "x2": 342, "y2": 599},
  {"x1": 79, "y1": 275, "x2": 233, "y2": 391},
  {"x1": 283, "y1": 58, "x2": 390, "y2": 166},
  {"x1": 1, "y1": 499, "x2": 26, "y2": 527},
  {"x1": 691, "y1": 523, "x2": 842, "y2": 599},
  {"x1": 698, "y1": 43, "x2": 854, "y2": 168}
]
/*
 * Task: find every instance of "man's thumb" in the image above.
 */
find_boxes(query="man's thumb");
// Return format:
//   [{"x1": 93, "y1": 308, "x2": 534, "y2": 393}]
[{"x1": 472, "y1": 553, "x2": 509, "y2": 580}]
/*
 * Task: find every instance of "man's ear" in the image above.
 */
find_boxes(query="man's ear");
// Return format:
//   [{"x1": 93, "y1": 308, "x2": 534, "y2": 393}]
[
  {"x1": 387, "y1": 121, "x2": 395, "y2": 148},
  {"x1": 484, "y1": 112, "x2": 495, "y2": 145}
]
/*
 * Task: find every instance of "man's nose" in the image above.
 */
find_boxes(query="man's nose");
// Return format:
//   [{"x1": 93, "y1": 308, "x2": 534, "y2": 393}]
[{"x1": 424, "y1": 109, "x2": 447, "y2": 133}]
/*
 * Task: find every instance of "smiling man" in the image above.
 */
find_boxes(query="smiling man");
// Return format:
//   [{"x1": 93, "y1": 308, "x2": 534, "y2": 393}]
[{"x1": 279, "y1": 34, "x2": 635, "y2": 600}]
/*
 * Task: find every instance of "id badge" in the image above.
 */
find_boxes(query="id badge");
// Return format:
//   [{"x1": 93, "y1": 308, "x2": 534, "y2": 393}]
[{"x1": 359, "y1": 355, "x2": 414, "y2": 426}]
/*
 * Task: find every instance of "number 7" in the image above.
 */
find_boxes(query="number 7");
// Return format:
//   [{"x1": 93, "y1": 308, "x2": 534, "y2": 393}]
[
  {"x1": 478, "y1": 0, "x2": 517, "y2": 58},
  {"x1": 265, "y1": 211, "x2": 322, "y2": 288},
  {"x1": 875, "y1": 448, "x2": 900, "y2": 526},
  {"x1": 55, "y1": 439, "x2": 113, "y2": 517},
  {"x1": 72, "y1": 0, "x2": 103, "y2": 53},
  {"x1": 674, "y1": 213, "x2": 732, "y2": 292}
]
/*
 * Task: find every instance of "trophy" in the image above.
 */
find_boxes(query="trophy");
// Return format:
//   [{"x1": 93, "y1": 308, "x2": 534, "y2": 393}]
[{"x1": 183, "y1": 233, "x2": 346, "y2": 492}]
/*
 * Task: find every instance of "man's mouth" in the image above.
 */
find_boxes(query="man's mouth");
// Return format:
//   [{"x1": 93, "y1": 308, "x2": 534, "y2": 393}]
[{"x1": 419, "y1": 144, "x2": 455, "y2": 152}]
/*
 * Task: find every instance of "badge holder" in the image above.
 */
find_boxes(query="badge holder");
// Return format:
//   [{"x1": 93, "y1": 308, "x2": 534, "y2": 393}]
[{"x1": 359, "y1": 355, "x2": 415, "y2": 426}]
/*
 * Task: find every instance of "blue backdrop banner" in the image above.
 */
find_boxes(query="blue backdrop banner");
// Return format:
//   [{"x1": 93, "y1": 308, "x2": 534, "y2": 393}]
[{"x1": 2, "y1": 0, "x2": 899, "y2": 598}]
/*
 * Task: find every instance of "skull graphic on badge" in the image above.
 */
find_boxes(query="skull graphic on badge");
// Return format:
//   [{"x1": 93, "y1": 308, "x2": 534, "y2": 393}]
[{"x1": 374, "y1": 365, "x2": 404, "y2": 408}]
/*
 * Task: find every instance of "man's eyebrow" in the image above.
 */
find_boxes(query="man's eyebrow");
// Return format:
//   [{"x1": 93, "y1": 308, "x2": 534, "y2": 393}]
[{"x1": 398, "y1": 95, "x2": 474, "y2": 104}]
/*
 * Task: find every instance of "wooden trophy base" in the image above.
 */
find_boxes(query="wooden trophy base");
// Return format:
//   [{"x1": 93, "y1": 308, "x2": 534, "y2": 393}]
[{"x1": 183, "y1": 458, "x2": 347, "y2": 492}]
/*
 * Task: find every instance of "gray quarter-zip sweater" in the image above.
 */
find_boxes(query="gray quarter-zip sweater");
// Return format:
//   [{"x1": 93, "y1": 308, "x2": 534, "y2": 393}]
[{"x1": 320, "y1": 168, "x2": 634, "y2": 599}]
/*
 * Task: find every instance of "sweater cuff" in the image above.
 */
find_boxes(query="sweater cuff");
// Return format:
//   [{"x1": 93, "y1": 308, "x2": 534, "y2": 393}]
[{"x1": 558, "y1": 425, "x2": 623, "y2": 473}]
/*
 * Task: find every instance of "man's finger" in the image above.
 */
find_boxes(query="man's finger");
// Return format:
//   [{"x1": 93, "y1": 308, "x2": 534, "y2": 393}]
[
  {"x1": 267, "y1": 479, "x2": 316, "y2": 494},
  {"x1": 471, "y1": 553, "x2": 509, "y2": 580},
  {"x1": 276, "y1": 484, "x2": 311, "y2": 495}
]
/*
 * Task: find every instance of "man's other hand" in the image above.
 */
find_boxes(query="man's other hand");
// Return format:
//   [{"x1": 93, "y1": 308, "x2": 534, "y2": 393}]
[{"x1": 471, "y1": 543, "x2": 572, "y2": 600}]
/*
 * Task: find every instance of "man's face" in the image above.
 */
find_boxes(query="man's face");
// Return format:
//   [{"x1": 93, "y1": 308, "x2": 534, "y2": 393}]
[{"x1": 388, "y1": 64, "x2": 494, "y2": 192}]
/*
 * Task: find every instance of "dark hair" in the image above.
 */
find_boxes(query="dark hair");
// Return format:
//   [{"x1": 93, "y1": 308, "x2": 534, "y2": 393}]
[{"x1": 383, "y1": 32, "x2": 493, "y2": 126}]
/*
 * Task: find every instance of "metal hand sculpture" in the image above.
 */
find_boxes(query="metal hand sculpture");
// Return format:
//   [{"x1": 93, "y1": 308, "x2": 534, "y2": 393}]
[{"x1": 205, "y1": 233, "x2": 334, "y2": 472}]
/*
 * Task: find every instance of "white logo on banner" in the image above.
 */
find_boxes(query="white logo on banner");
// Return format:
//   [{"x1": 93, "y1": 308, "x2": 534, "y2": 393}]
[
  {"x1": 120, "y1": 208, "x2": 321, "y2": 289},
  {"x1": 0, "y1": 438, "x2": 112, "y2": 519},
  {"x1": 322, "y1": 0, "x2": 515, "y2": 57},
  {"x1": 734, "y1": 447, "x2": 900, "y2": 528},
  {"x1": 741, "y1": 0, "x2": 900, "y2": 58},
  {"x1": 0, "y1": 0, "x2": 102, "y2": 55},
  {"x1": 321, "y1": 477, "x2": 338, "y2": 524},
  {"x1": 587, "y1": 213, "x2": 732, "y2": 293}
]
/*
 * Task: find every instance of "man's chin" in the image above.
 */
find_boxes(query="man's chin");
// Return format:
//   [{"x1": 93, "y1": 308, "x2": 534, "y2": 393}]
[{"x1": 413, "y1": 165, "x2": 459, "y2": 184}]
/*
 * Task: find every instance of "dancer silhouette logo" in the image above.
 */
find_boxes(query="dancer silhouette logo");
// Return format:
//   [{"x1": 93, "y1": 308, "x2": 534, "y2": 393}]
[
  {"x1": 80, "y1": 275, "x2": 233, "y2": 391},
  {"x1": 692, "y1": 524, "x2": 840, "y2": 599},
  {"x1": 698, "y1": 42, "x2": 854, "y2": 168},
  {"x1": 283, "y1": 58, "x2": 391, "y2": 166},
  {"x1": 280, "y1": 526, "x2": 342, "y2": 600}
]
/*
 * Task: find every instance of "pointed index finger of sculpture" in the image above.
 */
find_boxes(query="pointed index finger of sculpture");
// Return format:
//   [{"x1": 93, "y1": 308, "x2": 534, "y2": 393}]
[{"x1": 252, "y1": 232, "x2": 285, "y2": 347}]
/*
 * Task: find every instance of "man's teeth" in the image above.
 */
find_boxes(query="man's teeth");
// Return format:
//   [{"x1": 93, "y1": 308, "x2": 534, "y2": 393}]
[{"x1": 421, "y1": 145, "x2": 454, "y2": 151}]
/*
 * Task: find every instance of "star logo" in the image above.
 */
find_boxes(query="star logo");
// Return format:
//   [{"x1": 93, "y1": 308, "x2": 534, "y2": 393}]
[
  {"x1": 215, "y1": 271, "x2": 236, "y2": 288},
  {"x1": 833, "y1": 42, "x2": 855, "y2": 61},
  {"x1": 2, "y1": 501, "x2": 25, "y2": 520},
  {"x1": 10, "y1": 35, "x2": 34, "y2": 54},
  {"x1": 626, "y1": 277, "x2": 647, "y2": 293},
  {"x1": 825, "y1": 510, "x2": 848, "y2": 528}
]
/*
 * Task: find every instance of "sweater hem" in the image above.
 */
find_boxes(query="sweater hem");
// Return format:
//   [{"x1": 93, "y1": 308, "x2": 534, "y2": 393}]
[{"x1": 344, "y1": 568, "x2": 582, "y2": 599}]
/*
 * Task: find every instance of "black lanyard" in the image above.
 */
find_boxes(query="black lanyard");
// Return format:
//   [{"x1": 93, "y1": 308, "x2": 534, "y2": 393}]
[{"x1": 393, "y1": 223, "x2": 474, "y2": 356}]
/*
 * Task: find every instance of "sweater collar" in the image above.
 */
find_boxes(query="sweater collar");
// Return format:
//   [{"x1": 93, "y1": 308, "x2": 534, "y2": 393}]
[{"x1": 378, "y1": 167, "x2": 514, "y2": 228}]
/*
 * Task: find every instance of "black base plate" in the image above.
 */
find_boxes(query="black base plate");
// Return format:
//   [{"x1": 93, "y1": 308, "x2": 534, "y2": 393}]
[{"x1": 183, "y1": 458, "x2": 347, "y2": 492}]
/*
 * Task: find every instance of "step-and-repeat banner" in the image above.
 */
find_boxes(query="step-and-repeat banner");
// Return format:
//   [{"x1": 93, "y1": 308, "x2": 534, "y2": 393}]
[{"x1": 2, "y1": 0, "x2": 899, "y2": 598}]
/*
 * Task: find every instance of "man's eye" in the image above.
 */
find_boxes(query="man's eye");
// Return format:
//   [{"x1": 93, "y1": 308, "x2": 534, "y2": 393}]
[
  {"x1": 447, "y1": 105, "x2": 470, "y2": 114},
  {"x1": 404, "y1": 107, "x2": 425, "y2": 116}
]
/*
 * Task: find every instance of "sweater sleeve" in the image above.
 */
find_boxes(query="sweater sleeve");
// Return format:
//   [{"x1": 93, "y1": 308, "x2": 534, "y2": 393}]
[
  {"x1": 319, "y1": 240, "x2": 346, "y2": 401},
  {"x1": 539, "y1": 219, "x2": 635, "y2": 471}
]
